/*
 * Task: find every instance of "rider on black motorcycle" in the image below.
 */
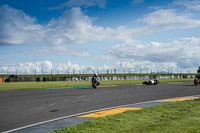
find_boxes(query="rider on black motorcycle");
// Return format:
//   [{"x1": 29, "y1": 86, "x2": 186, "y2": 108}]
[
  {"x1": 92, "y1": 73, "x2": 100, "y2": 88},
  {"x1": 197, "y1": 67, "x2": 200, "y2": 78},
  {"x1": 194, "y1": 67, "x2": 200, "y2": 86}
]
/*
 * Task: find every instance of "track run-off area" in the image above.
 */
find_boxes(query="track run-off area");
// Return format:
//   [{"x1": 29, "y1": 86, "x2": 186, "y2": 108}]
[{"x1": 1, "y1": 82, "x2": 200, "y2": 132}]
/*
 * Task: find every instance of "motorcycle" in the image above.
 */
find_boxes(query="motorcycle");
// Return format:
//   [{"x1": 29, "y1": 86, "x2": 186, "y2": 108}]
[
  {"x1": 143, "y1": 79, "x2": 159, "y2": 85},
  {"x1": 92, "y1": 74, "x2": 100, "y2": 89},
  {"x1": 194, "y1": 74, "x2": 200, "y2": 86}
]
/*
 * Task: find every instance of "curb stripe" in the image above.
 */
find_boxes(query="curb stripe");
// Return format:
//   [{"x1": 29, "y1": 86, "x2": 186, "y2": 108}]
[
  {"x1": 159, "y1": 97, "x2": 199, "y2": 102},
  {"x1": 79, "y1": 107, "x2": 142, "y2": 117}
]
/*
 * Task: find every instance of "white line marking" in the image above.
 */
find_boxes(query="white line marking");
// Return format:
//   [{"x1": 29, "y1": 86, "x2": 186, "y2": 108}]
[{"x1": 3, "y1": 95, "x2": 200, "y2": 133}]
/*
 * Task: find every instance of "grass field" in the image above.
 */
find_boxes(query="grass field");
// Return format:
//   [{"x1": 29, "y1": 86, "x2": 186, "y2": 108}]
[
  {"x1": 54, "y1": 99, "x2": 200, "y2": 133},
  {"x1": 0, "y1": 78, "x2": 194, "y2": 91}
]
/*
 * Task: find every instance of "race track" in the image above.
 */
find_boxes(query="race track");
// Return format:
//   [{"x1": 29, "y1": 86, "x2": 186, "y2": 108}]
[{"x1": 0, "y1": 82, "x2": 200, "y2": 132}]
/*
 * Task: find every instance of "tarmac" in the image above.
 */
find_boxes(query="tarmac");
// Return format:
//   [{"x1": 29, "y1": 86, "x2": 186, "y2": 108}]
[{"x1": 5, "y1": 95, "x2": 200, "y2": 133}]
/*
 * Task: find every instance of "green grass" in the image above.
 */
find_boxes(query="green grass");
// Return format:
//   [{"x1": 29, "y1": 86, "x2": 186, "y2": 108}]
[
  {"x1": 0, "y1": 81, "x2": 90, "y2": 91},
  {"x1": 54, "y1": 99, "x2": 200, "y2": 133},
  {"x1": 0, "y1": 78, "x2": 194, "y2": 91}
]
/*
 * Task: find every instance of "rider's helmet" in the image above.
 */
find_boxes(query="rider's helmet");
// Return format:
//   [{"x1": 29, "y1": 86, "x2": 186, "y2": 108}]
[
  {"x1": 94, "y1": 73, "x2": 98, "y2": 77},
  {"x1": 198, "y1": 67, "x2": 200, "y2": 74}
]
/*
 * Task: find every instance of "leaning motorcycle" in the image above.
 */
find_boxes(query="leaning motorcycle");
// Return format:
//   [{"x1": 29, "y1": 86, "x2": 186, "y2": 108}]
[
  {"x1": 92, "y1": 76, "x2": 100, "y2": 89},
  {"x1": 194, "y1": 75, "x2": 200, "y2": 86}
]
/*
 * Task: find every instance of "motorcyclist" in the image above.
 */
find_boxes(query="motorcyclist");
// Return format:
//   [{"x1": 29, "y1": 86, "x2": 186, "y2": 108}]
[
  {"x1": 196, "y1": 67, "x2": 200, "y2": 78},
  {"x1": 194, "y1": 67, "x2": 200, "y2": 85},
  {"x1": 92, "y1": 73, "x2": 100, "y2": 88},
  {"x1": 143, "y1": 79, "x2": 159, "y2": 85}
]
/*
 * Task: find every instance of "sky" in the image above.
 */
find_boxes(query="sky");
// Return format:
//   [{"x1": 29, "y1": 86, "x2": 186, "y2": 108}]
[{"x1": 0, "y1": 0, "x2": 200, "y2": 74}]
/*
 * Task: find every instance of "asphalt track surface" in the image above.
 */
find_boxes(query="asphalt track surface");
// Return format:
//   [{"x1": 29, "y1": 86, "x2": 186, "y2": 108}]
[{"x1": 1, "y1": 82, "x2": 200, "y2": 132}]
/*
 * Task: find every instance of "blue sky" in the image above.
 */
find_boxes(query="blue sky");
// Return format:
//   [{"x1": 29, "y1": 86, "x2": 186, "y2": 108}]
[{"x1": 0, "y1": 0, "x2": 200, "y2": 74}]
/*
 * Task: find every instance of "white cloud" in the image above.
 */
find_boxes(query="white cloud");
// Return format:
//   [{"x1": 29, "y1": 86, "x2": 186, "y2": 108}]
[
  {"x1": 50, "y1": 46, "x2": 90, "y2": 56},
  {"x1": 40, "y1": 60, "x2": 53, "y2": 73},
  {"x1": 1, "y1": 5, "x2": 200, "y2": 72},
  {"x1": 173, "y1": 0, "x2": 200, "y2": 11},
  {"x1": 0, "y1": 5, "x2": 43, "y2": 45},
  {"x1": 3, "y1": 7, "x2": 131, "y2": 47},
  {"x1": 49, "y1": 0, "x2": 107, "y2": 10},
  {"x1": 103, "y1": 37, "x2": 200, "y2": 70},
  {"x1": 42, "y1": 7, "x2": 109, "y2": 46},
  {"x1": 26, "y1": 45, "x2": 90, "y2": 57},
  {"x1": 1, "y1": 38, "x2": 199, "y2": 75},
  {"x1": 0, "y1": 60, "x2": 89, "y2": 74},
  {"x1": 137, "y1": 9, "x2": 200, "y2": 32},
  {"x1": 1, "y1": 5, "x2": 200, "y2": 47},
  {"x1": 113, "y1": 61, "x2": 178, "y2": 72},
  {"x1": 0, "y1": 6, "x2": 109, "y2": 46},
  {"x1": 1, "y1": 60, "x2": 130, "y2": 74}
]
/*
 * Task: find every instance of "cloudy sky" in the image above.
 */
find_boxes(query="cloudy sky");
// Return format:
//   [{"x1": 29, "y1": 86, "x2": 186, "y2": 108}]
[{"x1": 0, "y1": 0, "x2": 200, "y2": 74}]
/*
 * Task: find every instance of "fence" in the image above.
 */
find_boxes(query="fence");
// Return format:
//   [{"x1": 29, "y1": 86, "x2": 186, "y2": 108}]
[
  {"x1": 0, "y1": 69, "x2": 194, "y2": 75},
  {"x1": 1, "y1": 74, "x2": 196, "y2": 82}
]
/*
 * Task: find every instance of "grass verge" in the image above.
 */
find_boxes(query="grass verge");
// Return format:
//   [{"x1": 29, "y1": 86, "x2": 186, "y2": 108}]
[
  {"x1": 0, "y1": 78, "x2": 194, "y2": 91},
  {"x1": 54, "y1": 99, "x2": 200, "y2": 133}
]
